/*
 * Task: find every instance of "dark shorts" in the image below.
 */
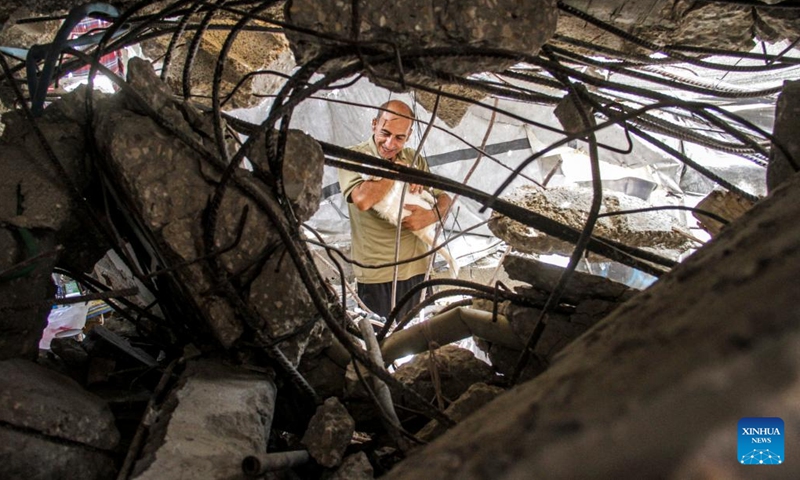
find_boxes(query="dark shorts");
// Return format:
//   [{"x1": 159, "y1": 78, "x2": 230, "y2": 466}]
[{"x1": 357, "y1": 274, "x2": 428, "y2": 321}]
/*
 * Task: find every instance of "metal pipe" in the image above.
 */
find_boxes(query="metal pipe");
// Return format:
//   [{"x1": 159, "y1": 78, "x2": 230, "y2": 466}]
[
  {"x1": 380, "y1": 307, "x2": 524, "y2": 364},
  {"x1": 242, "y1": 450, "x2": 310, "y2": 476}
]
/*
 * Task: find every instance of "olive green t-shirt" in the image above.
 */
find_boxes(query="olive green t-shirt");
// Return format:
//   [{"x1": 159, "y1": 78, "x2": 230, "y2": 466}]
[{"x1": 338, "y1": 137, "x2": 442, "y2": 284}]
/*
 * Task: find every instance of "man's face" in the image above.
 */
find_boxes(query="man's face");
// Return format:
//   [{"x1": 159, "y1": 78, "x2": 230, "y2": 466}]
[{"x1": 371, "y1": 111, "x2": 413, "y2": 160}]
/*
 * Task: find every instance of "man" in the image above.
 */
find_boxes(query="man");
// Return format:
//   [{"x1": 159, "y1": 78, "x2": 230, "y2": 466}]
[{"x1": 338, "y1": 100, "x2": 452, "y2": 320}]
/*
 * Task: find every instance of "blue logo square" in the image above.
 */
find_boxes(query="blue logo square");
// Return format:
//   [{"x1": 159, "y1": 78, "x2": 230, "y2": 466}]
[{"x1": 738, "y1": 417, "x2": 784, "y2": 465}]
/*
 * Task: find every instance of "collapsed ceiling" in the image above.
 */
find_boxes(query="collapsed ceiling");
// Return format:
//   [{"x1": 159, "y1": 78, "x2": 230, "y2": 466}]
[{"x1": 1, "y1": 1, "x2": 800, "y2": 479}]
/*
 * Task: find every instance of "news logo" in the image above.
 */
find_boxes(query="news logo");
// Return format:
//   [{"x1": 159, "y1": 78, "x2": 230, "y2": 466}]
[{"x1": 738, "y1": 417, "x2": 784, "y2": 465}]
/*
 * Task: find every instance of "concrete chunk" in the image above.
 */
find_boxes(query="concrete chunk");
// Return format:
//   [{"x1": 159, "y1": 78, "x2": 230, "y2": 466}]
[
  {"x1": 132, "y1": 360, "x2": 277, "y2": 480},
  {"x1": 301, "y1": 397, "x2": 355, "y2": 468}
]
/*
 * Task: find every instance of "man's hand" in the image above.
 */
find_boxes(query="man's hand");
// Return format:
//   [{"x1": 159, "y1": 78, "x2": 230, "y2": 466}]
[
  {"x1": 408, "y1": 183, "x2": 424, "y2": 194},
  {"x1": 401, "y1": 204, "x2": 437, "y2": 231},
  {"x1": 401, "y1": 193, "x2": 452, "y2": 231}
]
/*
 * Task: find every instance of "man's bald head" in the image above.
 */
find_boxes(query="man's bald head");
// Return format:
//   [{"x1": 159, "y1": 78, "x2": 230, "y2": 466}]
[{"x1": 374, "y1": 100, "x2": 415, "y2": 123}]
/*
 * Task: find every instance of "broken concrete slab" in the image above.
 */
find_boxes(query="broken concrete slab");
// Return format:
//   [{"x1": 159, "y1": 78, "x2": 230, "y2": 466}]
[
  {"x1": 680, "y1": 161, "x2": 766, "y2": 198},
  {"x1": 249, "y1": 254, "x2": 327, "y2": 366},
  {"x1": 0, "y1": 141, "x2": 75, "y2": 232},
  {"x1": 0, "y1": 359, "x2": 120, "y2": 449},
  {"x1": 0, "y1": 85, "x2": 122, "y2": 360},
  {"x1": 468, "y1": 254, "x2": 637, "y2": 381},
  {"x1": 489, "y1": 184, "x2": 694, "y2": 259},
  {"x1": 301, "y1": 396, "x2": 355, "y2": 468},
  {"x1": 556, "y1": 1, "x2": 783, "y2": 57},
  {"x1": 503, "y1": 254, "x2": 637, "y2": 304},
  {"x1": 756, "y1": 7, "x2": 800, "y2": 46},
  {"x1": 132, "y1": 359, "x2": 277, "y2": 480},
  {"x1": 652, "y1": 3, "x2": 754, "y2": 51},
  {"x1": 0, "y1": 85, "x2": 104, "y2": 236},
  {"x1": 245, "y1": 128, "x2": 325, "y2": 225},
  {"x1": 554, "y1": 85, "x2": 595, "y2": 134},
  {"x1": 472, "y1": 295, "x2": 620, "y2": 382}
]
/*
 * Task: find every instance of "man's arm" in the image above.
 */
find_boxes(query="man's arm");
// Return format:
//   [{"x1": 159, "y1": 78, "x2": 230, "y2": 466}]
[
  {"x1": 350, "y1": 178, "x2": 395, "y2": 211},
  {"x1": 401, "y1": 193, "x2": 452, "y2": 231}
]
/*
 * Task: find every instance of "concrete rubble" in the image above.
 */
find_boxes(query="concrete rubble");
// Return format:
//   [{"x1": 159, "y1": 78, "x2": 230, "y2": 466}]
[
  {"x1": 556, "y1": 0, "x2": 800, "y2": 55},
  {"x1": 503, "y1": 254, "x2": 637, "y2": 304},
  {"x1": 0, "y1": 359, "x2": 119, "y2": 480},
  {"x1": 301, "y1": 397, "x2": 356, "y2": 468},
  {"x1": 413, "y1": 84, "x2": 487, "y2": 128},
  {"x1": 681, "y1": 161, "x2": 767, "y2": 199},
  {"x1": 131, "y1": 360, "x2": 277, "y2": 480},
  {"x1": 141, "y1": 7, "x2": 294, "y2": 110},
  {"x1": 488, "y1": 184, "x2": 695, "y2": 259},
  {"x1": 391, "y1": 345, "x2": 498, "y2": 410}
]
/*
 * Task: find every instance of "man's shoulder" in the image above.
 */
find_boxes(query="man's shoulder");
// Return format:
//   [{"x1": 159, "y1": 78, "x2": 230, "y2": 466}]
[
  {"x1": 348, "y1": 139, "x2": 372, "y2": 154},
  {"x1": 399, "y1": 147, "x2": 426, "y2": 167}
]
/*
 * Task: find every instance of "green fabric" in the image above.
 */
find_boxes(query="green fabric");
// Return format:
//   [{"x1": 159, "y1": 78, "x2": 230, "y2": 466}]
[{"x1": 338, "y1": 137, "x2": 440, "y2": 284}]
